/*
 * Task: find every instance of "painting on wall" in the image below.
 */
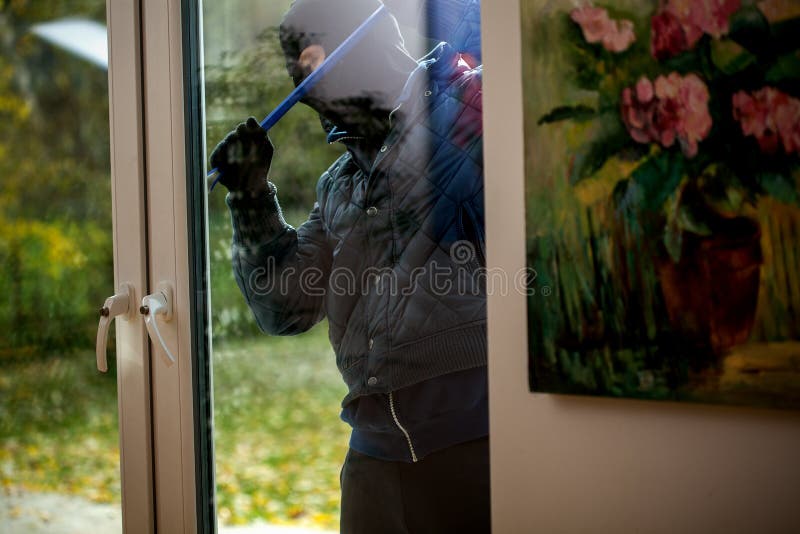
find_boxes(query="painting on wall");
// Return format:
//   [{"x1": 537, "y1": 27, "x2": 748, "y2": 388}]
[{"x1": 521, "y1": 0, "x2": 800, "y2": 409}]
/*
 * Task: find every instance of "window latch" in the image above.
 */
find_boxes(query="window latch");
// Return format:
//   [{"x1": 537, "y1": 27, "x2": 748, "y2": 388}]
[
  {"x1": 96, "y1": 283, "x2": 134, "y2": 373},
  {"x1": 140, "y1": 282, "x2": 176, "y2": 366}
]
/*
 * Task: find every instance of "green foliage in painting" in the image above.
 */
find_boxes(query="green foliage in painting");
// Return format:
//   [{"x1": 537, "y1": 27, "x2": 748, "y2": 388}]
[
  {"x1": 710, "y1": 39, "x2": 757, "y2": 75},
  {"x1": 727, "y1": 4, "x2": 772, "y2": 56},
  {"x1": 568, "y1": 111, "x2": 630, "y2": 184},
  {"x1": 630, "y1": 150, "x2": 685, "y2": 213},
  {"x1": 758, "y1": 172, "x2": 800, "y2": 205},
  {"x1": 537, "y1": 104, "x2": 597, "y2": 125}
]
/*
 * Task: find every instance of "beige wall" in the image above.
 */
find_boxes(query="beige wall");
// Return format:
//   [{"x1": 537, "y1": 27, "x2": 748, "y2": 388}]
[{"x1": 482, "y1": 2, "x2": 800, "y2": 533}]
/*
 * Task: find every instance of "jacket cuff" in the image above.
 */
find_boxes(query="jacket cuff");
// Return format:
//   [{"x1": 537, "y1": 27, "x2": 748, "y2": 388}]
[{"x1": 225, "y1": 182, "x2": 288, "y2": 248}]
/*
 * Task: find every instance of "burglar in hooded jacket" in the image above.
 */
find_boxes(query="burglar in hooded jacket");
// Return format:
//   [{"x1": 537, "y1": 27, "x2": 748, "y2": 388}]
[{"x1": 210, "y1": 1, "x2": 487, "y2": 532}]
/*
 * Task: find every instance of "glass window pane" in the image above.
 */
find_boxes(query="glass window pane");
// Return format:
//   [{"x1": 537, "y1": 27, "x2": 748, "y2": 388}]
[
  {"x1": 203, "y1": 5, "x2": 350, "y2": 530},
  {"x1": 199, "y1": 1, "x2": 486, "y2": 531},
  {"x1": 0, "y1": 2, "x2": 121, "y2": 533}
]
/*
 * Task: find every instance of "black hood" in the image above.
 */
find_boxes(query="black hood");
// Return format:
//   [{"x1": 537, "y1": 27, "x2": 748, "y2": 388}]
[{"x1": 278, "y1": 0, "x2": 418, "y2": 136}]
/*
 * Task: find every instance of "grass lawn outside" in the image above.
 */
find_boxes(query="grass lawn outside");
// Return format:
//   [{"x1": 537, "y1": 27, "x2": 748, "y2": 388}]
[
  {"x1": 213, "y1": 323, "x2": 350, "y2": 530},
  {"x1": 0, "y1": 321, "x2": 350, "y2": 531},
  {"x1": 0, "y1": 353, "x2": 121, "y2": 505}
]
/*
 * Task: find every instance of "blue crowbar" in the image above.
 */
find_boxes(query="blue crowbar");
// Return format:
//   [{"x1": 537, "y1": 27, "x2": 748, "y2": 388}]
[{"x1": 207, "y1": 4, "x2": 389, "y2": 191}]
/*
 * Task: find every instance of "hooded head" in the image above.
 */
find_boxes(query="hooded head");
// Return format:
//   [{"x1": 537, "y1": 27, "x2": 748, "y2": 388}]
[{"x1": 279, "y1": 0, "x2": 418, "y2": 136}]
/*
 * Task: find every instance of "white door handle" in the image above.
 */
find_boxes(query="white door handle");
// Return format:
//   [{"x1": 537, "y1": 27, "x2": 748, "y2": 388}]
[
  {"x1": 96, "y1": 283, "x2": 134, "y2": 373},
  {"x1": 141, "y1": 282, "x2": 176, "y2": 366}
]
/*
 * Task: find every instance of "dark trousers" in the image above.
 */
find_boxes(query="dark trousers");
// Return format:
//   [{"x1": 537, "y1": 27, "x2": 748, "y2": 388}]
[{"x1": 340, "y1": 437, "x2": 491, "y2": 534}]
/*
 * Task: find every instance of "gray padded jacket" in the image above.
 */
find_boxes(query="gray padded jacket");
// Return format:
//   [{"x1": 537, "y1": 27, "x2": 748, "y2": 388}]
[{"x1": 227, "y1": 44, "x2": 486, "y2": 405}]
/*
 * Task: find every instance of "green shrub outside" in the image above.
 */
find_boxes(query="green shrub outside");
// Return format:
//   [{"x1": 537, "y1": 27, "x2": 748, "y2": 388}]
[{"x1": 0, "y1": 1, "x2": 112, "y2": 358}]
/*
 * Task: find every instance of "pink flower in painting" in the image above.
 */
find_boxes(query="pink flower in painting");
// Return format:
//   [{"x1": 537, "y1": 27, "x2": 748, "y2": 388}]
[
  {"x1": 675, "y1": 0, "x2": 741, "y2": 38},
  {"x1": 571, "y1": 6, "x2": 609, "y2": 42},
  {"x1": 776, "y1": 105, "x2": 800, "y2": 154},
  {"x1": 621, "y1": 73, "x2": 712, "y2": 158},
  {"x1": 657, "y1": 73, "x2": 713, "y2": 157},
  {"x1": 650, "y1": 10, "x2": 690, "y2": 60},
  {"x1": 622, "y1": 78, "x2": 658, "y2": 144},
  {"x1": 570, "y1": 6, "x2": 636, "y2": 53},
  {"x1": 732, "y1": 87, "x2": 800, "y2": 155},
  {"x1": 605, "y1": 19, "x2": 636, "y2": 52},
  {"x1": 731, "y1": 92, "x2": 762, "y2": 136},
  {"x1": 651, "y1": 0, "x2": 742, "y2": 59}
]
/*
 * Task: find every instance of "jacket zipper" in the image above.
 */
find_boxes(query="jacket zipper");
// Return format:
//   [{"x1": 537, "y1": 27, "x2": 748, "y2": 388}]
[
  {"x1": 388, "y1": 103, "x2": 402, "y2": 129},
  {"x1": 388, "y1": 392, "x2": 418, "y2": 463},
  {"x1": 329, "y1": 136, "x2": 365, "y2": 145}
]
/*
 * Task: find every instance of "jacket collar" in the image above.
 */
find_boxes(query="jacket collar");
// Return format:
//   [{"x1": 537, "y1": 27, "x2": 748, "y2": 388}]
[
  {"x1": 388, "y1": 43, "x2": 462, "y2": 127},
  {"x1": 325, "y1": 43, "x2": 460, "y2": 147},
  {"x1": 325, "y1": 44, "x2": 466, "y2": 174}
]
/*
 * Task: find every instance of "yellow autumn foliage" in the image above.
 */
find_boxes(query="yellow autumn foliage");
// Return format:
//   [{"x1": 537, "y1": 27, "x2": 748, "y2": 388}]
[
  {"x1": 574, "y1": 154, "x2": 645, "y2": 206},
  {"x1": 0, "y1": 215, "x2": 87, "y2": 276}
]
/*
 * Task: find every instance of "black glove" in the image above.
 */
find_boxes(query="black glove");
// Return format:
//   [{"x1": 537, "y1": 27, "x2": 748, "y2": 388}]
[{"x1": 210, "y1": 117, "x2": 274, "y2": 195}]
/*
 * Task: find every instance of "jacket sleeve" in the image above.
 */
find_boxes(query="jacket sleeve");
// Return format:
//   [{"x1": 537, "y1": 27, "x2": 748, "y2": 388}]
[
  {"x1": 226, "y1": 182, "x2": 331, "y2": 336},
  {"x1": 383, "y1": 0, "x2": 482, "y2": 63}
]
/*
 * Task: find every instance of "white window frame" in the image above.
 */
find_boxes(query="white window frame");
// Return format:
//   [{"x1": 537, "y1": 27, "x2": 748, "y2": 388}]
[
  {"x1": 106, "y1": 0, "x2": 155, "y2": 532},
  {"x1": 137, "y1": 0, "x2": 206, "y2": 531}
]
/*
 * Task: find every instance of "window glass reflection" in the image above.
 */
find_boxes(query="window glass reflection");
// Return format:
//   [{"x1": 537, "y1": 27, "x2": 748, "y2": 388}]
[{"x1": 203, "y1": 2, "x2": 486, "y2": 531}]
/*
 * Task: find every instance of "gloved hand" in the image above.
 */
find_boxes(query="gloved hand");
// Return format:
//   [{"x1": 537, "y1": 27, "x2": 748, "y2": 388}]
[{"x1": 210, "y1": 117, "x2": 274, "y2": 197}]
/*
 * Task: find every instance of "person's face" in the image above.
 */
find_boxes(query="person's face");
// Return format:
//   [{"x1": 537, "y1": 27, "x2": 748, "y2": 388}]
[{"x1": 293, "y1": 43, "x2": 380, "y2": 129}]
